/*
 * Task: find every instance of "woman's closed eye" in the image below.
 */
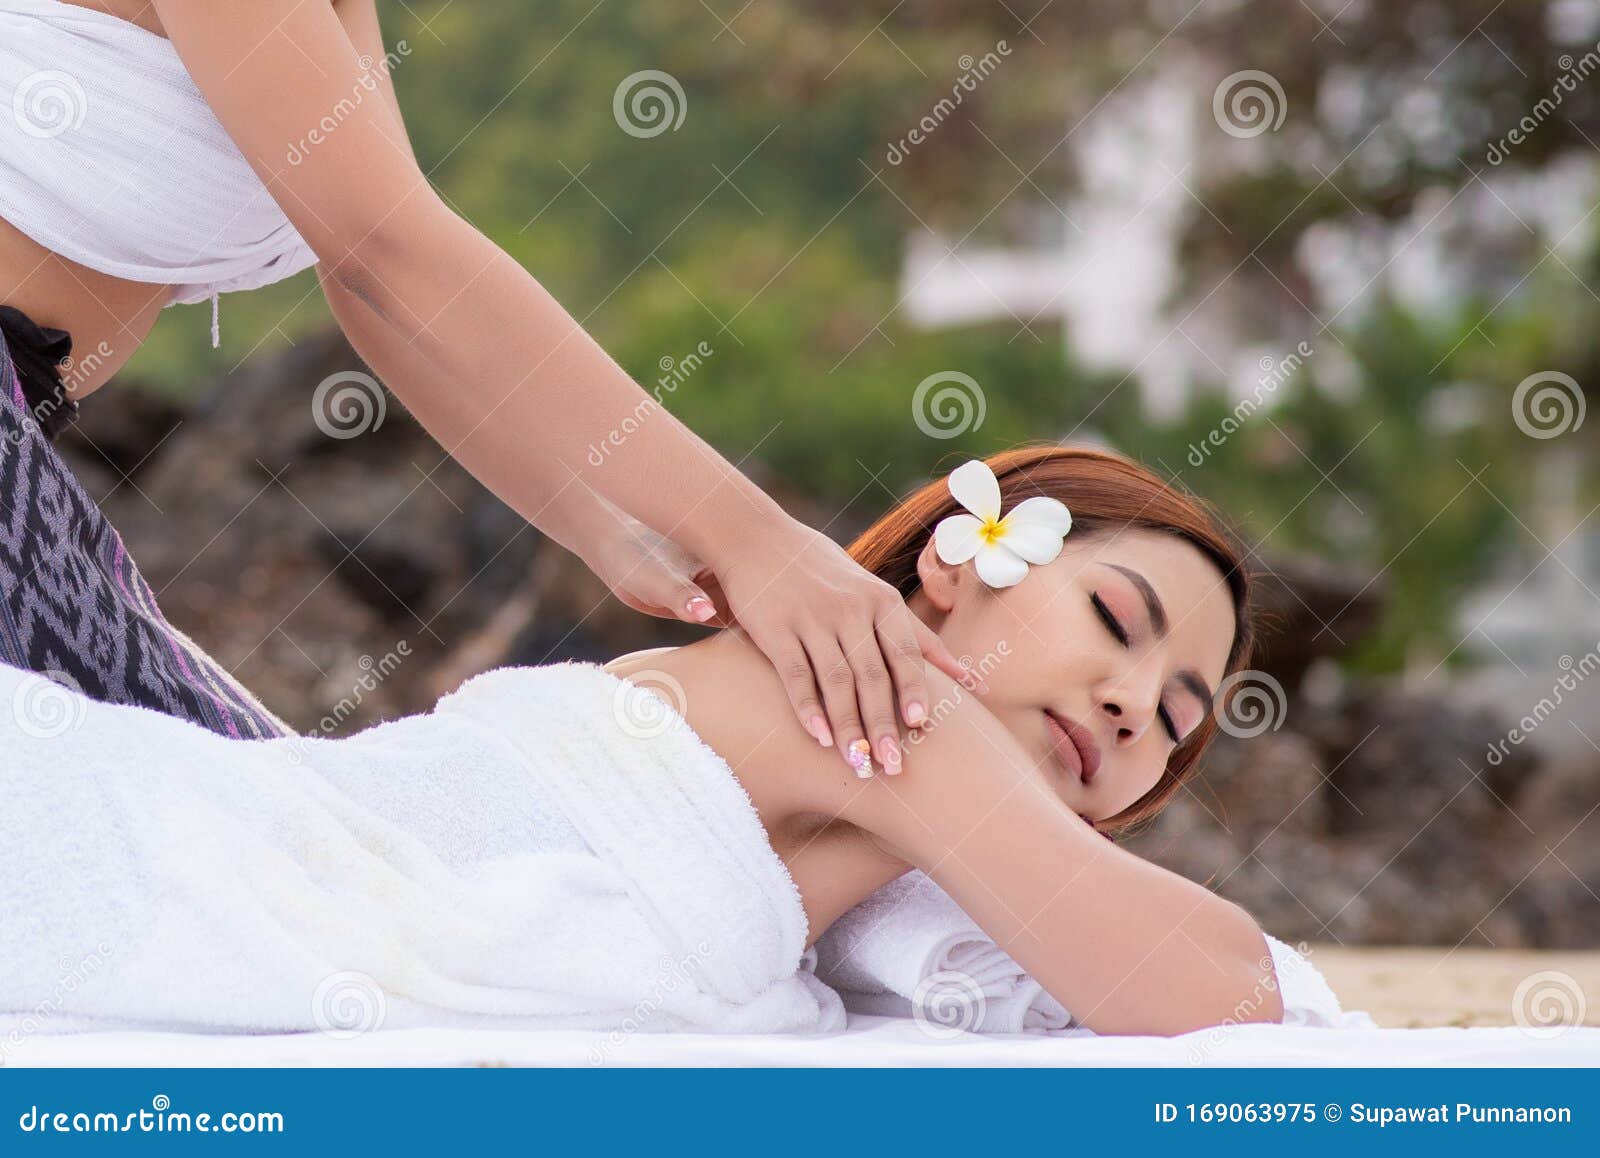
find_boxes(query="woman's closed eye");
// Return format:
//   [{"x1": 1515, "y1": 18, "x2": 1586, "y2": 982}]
[
  {"x1": 1091, "y1": 592, "x2": 1128, "y2": 646},
  {"x1": 1091, "y1": 591, "x2": 1182, "y2": 744}
]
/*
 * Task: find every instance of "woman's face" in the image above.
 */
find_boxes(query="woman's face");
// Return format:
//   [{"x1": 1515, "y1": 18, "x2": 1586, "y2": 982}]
[{"x1": 911, "y1": 526, "x2": 1237, "y2": 824}]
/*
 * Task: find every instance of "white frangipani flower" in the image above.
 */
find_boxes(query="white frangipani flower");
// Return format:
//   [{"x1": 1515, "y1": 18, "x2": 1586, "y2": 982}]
[{"x1": 933, "y1": 460, "x2": 1073, "y2": 589}]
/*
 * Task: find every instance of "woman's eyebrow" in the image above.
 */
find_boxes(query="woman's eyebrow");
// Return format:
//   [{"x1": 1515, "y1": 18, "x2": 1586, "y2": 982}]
[{"x1": 1104, "y1": 563, "x2": 1168, "y2": 635}]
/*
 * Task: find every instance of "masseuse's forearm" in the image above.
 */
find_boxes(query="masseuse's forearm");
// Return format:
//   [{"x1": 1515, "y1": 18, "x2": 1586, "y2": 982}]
[
  {"x1": 327, "y1": 187, "x2": 786, "y2": 568},
  {"x1": 319, "y1": 267, "x2": 627, "y2": 569}
]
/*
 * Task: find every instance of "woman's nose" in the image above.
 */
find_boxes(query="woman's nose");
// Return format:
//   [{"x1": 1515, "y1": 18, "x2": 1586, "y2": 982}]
[{"x1": 1100, "y1": 689, "x2": 1157, "y2": 746}]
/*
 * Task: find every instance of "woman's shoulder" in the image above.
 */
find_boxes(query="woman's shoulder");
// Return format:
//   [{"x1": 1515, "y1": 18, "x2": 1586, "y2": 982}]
[{"x1": 602, "y1": 644, "x2": 683, "y2": 677}]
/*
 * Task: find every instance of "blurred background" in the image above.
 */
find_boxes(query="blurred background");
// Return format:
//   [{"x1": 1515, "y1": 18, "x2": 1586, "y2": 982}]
[{"x1": 62, "y1": 1, "x2": 1600, "y2": 979}]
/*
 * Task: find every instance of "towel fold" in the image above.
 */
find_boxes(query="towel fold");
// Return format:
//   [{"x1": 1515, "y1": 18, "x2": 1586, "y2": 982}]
[
  {"x1": 0, "y1": 660, "x2": 843, "y2": 1038},
  {"x1": 808, "y1": 869, "x2": 1353, "y2": 1033}
]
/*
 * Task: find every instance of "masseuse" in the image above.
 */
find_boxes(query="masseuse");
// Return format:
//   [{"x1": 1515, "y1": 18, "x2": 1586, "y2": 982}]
[{"x1": 0, "y1": 0, "x2": 972, "y2": 770}]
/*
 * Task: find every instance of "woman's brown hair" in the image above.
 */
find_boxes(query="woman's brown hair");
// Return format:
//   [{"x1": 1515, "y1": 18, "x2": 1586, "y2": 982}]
[{"x1": 846, "y1": 445, "x2": 1257, "y2": 838}]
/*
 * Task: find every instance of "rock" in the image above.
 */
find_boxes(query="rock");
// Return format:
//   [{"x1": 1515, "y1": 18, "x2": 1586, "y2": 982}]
[{"x1": 1248, "y1": 553, "x2": 1386, "y2": 693}]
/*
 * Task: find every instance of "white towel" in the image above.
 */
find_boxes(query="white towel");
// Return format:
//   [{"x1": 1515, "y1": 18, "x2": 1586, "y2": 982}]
[
  {"x1": 808, "y1": 869, "x2": 1355, "y2": 1033},
  {"x1": 0, "y1": 660, "x2": 843, "y2": 1039},
  {"x1": 806, "y1": 870, "x2": 1078, "y2": 1035}
]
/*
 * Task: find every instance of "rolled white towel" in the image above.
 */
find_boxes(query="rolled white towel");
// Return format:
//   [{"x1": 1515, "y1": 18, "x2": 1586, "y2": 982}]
[
  {"x1": 810, "y1": 870, "x2": 1356, "y2": 1033},
  {"x1": 808, "y1": 870, "x2": 1076, "y2": 1034}
]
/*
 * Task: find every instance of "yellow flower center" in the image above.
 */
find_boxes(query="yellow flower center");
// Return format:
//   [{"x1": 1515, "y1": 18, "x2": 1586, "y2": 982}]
[{"x1": 977, "y1": 516, "x2": 1006, "y2": 546}]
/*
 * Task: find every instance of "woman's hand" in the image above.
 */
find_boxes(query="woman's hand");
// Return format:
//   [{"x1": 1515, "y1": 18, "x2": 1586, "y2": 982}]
[{"x1": 710, "y1": 520, "x2": 981, "y2": 776}]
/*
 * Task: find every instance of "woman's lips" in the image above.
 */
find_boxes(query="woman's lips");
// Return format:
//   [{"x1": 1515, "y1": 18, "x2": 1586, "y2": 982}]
[{"x1": 1045, "y1": 711, "x2": 1102, "y2": 786}]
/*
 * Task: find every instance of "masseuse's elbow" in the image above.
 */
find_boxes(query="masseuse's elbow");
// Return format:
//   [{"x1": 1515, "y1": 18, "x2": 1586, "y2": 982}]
[{"x1": 320, "y1": 188, "x2": 453, "y2": 334}]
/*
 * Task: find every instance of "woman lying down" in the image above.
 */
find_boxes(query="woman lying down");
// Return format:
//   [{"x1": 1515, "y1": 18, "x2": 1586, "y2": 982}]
[{"x1": 0, "y1": 447, "x2": 1345, "y2": 1041}]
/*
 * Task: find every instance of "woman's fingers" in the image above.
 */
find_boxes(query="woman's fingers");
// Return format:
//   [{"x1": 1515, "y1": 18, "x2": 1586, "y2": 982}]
[
  {"x1": 763, "y1": 630, "x2": 833, "y2": 749},
  {"x1": 841, "y1": 620, "x2": 903, "y2": 776},
  {"x1": 876, "y1": 603, "x2": 934, "y2": 731},
  {"x1": 681, "y1": 589, "x2": 718, "y2": 624},
  {"x1": 806, "y1": 634, "x2": 880, "y2": 775},
  {"x1": 615, "y1": 573, "x2": 718, "y2": 625}
]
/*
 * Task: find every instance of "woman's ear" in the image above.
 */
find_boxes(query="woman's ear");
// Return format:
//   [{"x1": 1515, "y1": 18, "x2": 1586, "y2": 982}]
[{"x1": 915, "y1": 534, "x2": 962, "y2": 613}]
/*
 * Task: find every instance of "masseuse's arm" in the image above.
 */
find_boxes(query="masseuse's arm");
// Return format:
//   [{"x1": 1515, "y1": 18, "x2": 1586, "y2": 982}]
[
  {"x1": 826, "y1": 670, "x2": 1282, "y2": 1036},
  {"x1": 153, "y1": 0, "x2": 970, "y2": 772},
  {"x1": 314, "y1": 2, "x2": 707, "y2": 623}
]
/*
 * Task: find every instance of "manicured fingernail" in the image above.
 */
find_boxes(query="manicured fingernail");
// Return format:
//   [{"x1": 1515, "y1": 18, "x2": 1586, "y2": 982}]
[
  {"x1": 808, "y1": 715, "x2": 833, "y2": 747},
  {"x1": 686, "y1": 595, "x2": 716, "y2": 623},
  {"x1": 905, "y1": 701, "x2": 926, "y2": 726},
  {"x1": 878, "y1": 736, "x2": 901, "y2": 775},
  {"x1": 846, "y1": 738, "x2": 874, "y2": 778}
]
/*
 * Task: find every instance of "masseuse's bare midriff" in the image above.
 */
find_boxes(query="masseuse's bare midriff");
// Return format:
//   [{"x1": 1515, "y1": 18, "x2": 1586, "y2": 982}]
[
  {"x1": 605, "y1": 633, "x2": 914, "y2": 948},
  {"x1": 0, "y1": 214, "x2": 167, "y2": 398}
]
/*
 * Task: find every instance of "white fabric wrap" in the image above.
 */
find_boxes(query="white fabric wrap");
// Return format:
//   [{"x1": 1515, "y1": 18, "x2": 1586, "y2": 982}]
[
  {"x1": 0, "y1": 660, "x2": 842, "y2": 1037},
  {"x1": 0, "y1": 0, "x2": 316, "y2": 305}
]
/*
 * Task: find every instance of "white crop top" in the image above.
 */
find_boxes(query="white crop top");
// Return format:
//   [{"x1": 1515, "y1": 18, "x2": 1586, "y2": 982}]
[{"x1": 0, "y1": 0, "x2": 318, "y2": 344}]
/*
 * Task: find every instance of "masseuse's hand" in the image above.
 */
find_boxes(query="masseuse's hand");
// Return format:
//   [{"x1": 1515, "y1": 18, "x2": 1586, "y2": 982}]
[
  {"x1": 586, "y1": 508, "x2": 731, "y2": 626},
  {"x1": 712, "y1": 521, "x2": 980, "y2": 776}
]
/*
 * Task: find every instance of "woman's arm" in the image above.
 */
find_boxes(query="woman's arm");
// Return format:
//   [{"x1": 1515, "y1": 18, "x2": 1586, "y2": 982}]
[
  {"x1": 153, "y1": 0, "x2": 969, "y2": 767},
  {"x1": 807, "y1": 668, "x2": 1283, "y2": 1036}
]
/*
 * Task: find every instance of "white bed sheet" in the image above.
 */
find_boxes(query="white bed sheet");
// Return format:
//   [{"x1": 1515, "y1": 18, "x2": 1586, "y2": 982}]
[{"x1": 8, "y1": 1014, "x2": 1599, "y2": 1067}]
